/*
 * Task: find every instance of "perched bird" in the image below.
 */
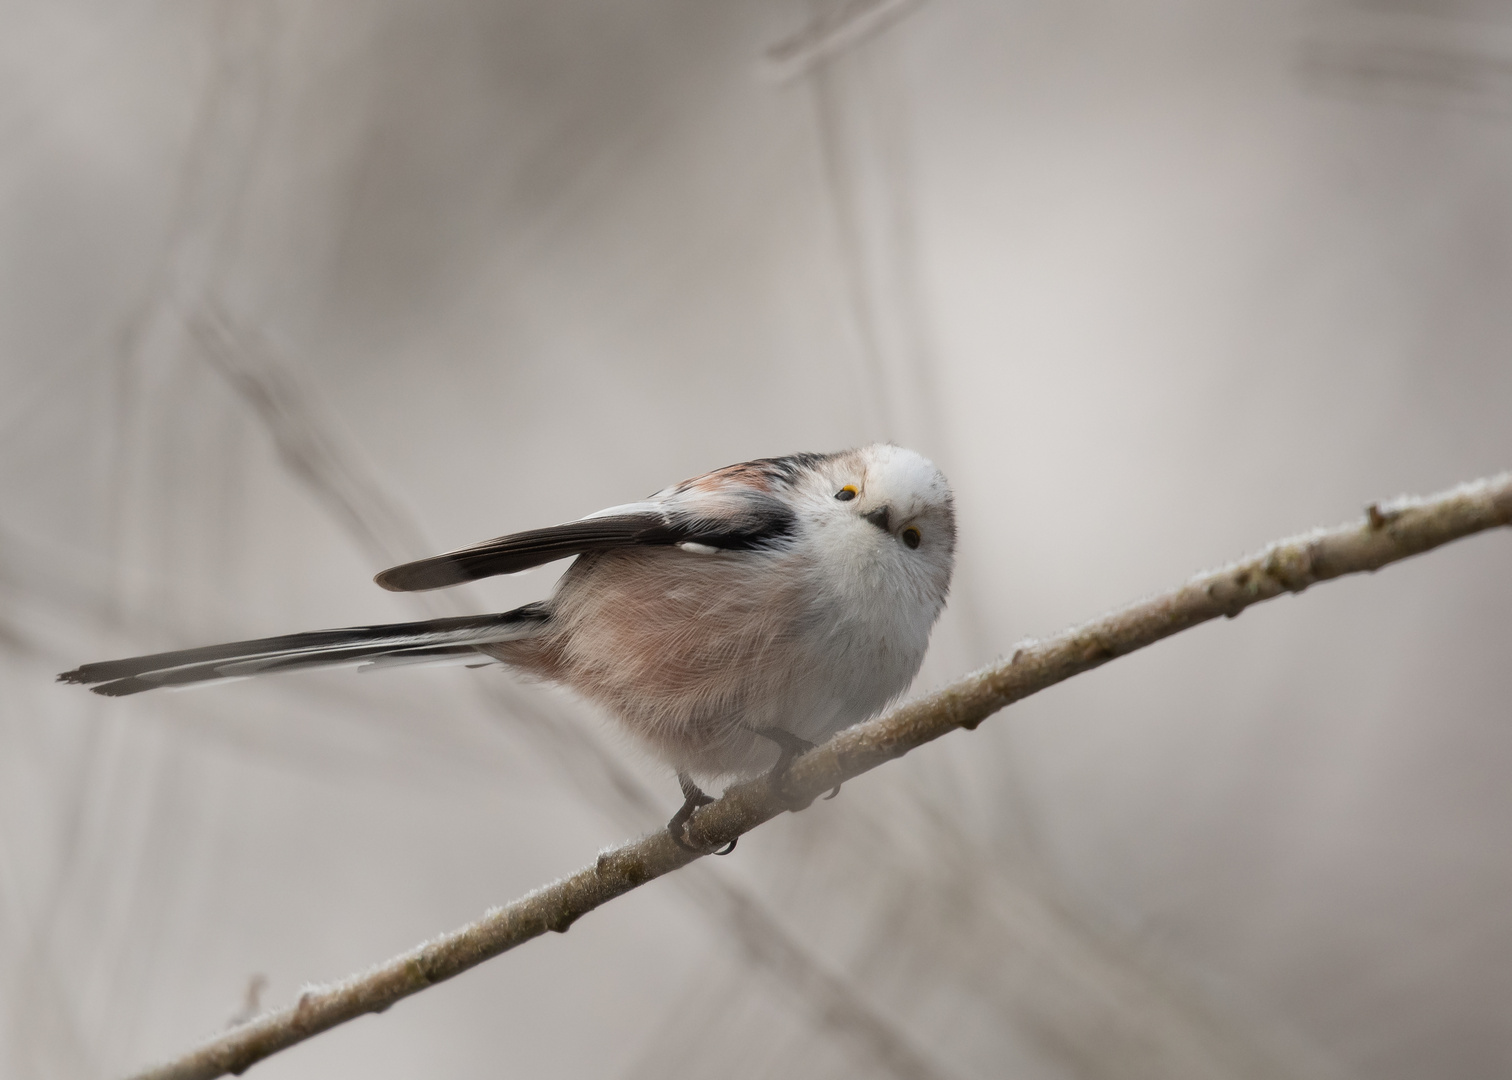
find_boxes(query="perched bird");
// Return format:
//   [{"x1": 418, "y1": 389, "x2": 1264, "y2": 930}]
[{"x1": 59, "y1": 444, "x2": 956, "y2": 850}]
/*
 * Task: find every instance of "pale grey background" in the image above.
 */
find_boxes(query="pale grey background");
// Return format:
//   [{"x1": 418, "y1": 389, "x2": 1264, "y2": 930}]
[{"x1": 3, "y1": 1, "x2": 1511, "y2": 1078}]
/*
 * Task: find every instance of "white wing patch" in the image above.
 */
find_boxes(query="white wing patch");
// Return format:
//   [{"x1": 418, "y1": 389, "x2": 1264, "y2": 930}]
[{"x1": 582, "y1": 500, "x2": 665, "y2": 520}]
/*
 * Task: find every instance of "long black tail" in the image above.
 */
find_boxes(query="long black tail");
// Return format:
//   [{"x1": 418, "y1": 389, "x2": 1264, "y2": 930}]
[{"x1": 58, "y1": 604, "x2": 550, "y2": 697}]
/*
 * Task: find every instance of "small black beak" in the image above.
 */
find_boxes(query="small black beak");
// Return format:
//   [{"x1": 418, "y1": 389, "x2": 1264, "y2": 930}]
[{"x1": 862, "y1": 505, "x2": 891, "y2": 533}]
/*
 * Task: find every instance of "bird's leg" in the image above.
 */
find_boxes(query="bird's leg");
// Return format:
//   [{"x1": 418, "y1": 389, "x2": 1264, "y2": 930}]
[
  {"x1": 667, "y1": 772, "x2": 735, "y2": 855},
  {"x1": 749, "y1": 727, "x2": 842, "y2": 808}
]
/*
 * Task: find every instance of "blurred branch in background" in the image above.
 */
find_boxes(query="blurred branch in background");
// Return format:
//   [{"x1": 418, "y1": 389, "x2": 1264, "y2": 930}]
[
  {"x1": 125, "y1": 470, "x2": 1512, "y2": 1080},
  {"x1": 190, "y1": 309, "x2": 436, "y2": 572},
  {"x1": 4, "y1": 14, "x2": 282, "y2": 1069},
  {"x1": 763, "y1": 0, "x2": 927, "y2": 84},
  {"x1": 1298, "y1": 2, "x2": 1512, "y2": 119}
]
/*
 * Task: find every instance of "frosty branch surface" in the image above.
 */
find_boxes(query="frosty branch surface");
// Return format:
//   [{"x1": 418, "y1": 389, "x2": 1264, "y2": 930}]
[{"x1": 129, "y1": 472, "x2": 1512, "y2": 1080}]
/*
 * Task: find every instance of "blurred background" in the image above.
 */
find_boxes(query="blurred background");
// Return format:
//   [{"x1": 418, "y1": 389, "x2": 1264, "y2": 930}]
[{"x1": 3, "y1": 1, "x2": 1512, "y2": 1077}]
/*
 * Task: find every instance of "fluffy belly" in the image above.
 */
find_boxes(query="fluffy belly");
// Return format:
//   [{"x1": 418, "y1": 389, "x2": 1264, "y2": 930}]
[{"x1": 546, "y1": 547, "x2": 890, "y2": 777}]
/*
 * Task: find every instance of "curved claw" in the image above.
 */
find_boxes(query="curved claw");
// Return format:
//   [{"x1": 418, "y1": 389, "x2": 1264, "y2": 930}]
[
  {"x1": 749, "y1": 726, "x2": 825, "y2": 810},
  {"x1": 668, "y1": 771, "x2": 735, "y2": 854},
  {"x1": 822, "y1": 783, "x2": 841, "y2": 800}
]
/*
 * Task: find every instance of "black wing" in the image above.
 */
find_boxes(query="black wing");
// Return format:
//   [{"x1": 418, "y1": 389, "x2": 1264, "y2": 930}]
[
  {"x1": 375, "y1": 514, "x2": 680, "y2": 591},
  {"x1": 374, "y1": 493, "x2": 797, "y2": 592}
]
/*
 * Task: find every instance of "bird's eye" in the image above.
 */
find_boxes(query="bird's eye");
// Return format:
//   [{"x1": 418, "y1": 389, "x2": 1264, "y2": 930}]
[
  {"x1": 901, "y1": 527, "x2": 921, "y2": 549},
  {"x1": 835, "y1": 485, "x2": 857, "y2": 502}
]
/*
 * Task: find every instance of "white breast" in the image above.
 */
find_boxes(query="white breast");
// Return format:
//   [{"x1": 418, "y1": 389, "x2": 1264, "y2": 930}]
[{"x1": 782, "y1": 513, "x2": 942, "y2": 742}]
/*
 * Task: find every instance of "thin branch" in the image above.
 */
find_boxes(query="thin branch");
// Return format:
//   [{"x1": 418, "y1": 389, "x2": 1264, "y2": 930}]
[{"x1": 128, "y1": 471, "x2": 1512, "y2": 1080}]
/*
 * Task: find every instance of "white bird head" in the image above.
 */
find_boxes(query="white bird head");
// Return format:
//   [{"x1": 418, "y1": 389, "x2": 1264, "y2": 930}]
[{"x1": 799, "y1": 443, "x2": 956, "y2": 615}]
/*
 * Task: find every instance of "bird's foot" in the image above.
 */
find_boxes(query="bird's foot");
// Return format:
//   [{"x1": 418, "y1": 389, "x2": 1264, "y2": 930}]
[
  {"x1": 667, "y1": 773, "x2": 735, "y2": 855},
  {"x1": 750, "y1": 728, "x2": 841, "y2": 810}
]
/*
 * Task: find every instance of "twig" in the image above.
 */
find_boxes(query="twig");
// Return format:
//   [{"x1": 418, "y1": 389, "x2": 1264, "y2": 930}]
[{"x1": 126, "y1": 471, "x2": 1512, "y2": 1080}]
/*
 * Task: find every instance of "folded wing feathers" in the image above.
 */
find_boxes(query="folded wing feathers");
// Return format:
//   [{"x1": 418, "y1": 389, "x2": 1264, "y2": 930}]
[
  {"x1": 374, "y1": 513, "x2": 678, "y2": 591},
  {"x1": 373, "y1": 491, "x2": 797, "y2": 592}
]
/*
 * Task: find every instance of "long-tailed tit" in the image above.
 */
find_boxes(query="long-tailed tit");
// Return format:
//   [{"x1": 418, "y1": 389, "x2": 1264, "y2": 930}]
[{"x1": 60, "y1": 444, "x2": 956, "y2": 850}]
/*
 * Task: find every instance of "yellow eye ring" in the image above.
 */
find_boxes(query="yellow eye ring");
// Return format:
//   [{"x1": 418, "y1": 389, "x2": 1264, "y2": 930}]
[
  {"x1": 901, "y1": 527, "x2": 921, "y2": 549},
  {"x1": 835, "y1": 485, "x2": 858, "y2": 502}
]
